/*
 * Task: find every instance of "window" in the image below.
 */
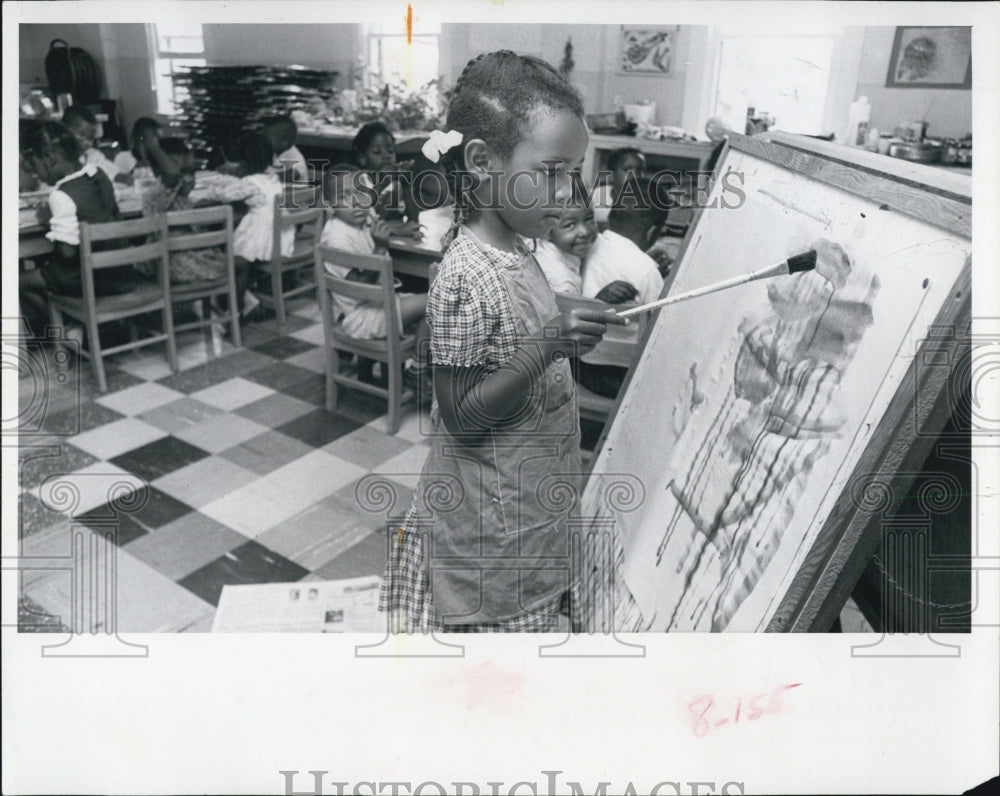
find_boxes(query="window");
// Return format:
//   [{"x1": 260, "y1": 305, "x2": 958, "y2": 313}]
[
  {"x1": 367, "y1": 15, "x2": 441, "y2": 89},
  {"x1": 148, "y1": 23, "x2": 206, "y2": 115},
  {"x1": 713, "y1": 33, "x2": 837, "y2": 135}
]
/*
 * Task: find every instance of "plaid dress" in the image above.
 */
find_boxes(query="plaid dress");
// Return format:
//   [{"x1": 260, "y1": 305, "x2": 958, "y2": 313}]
[{"x1": 379, "y1": 229, "x2": 585, "y2": 633}]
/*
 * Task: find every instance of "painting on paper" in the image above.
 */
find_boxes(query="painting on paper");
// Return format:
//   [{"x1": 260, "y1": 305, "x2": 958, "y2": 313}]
[{"x1": 580, "y1": 139, "x2": 971, "y2": 631}]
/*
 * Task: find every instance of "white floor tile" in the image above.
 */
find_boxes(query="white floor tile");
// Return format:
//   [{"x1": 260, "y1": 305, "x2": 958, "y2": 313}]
[
  {"x1": 114, "y1": 353, "x2": 175, "y2": 381},
  {"x1": 289, "y1": 322, "x2": 326, "y2": 345},
  {"x1": 23, "y1": 531, "x2": 215, "y2": 633},
  {"x1": 370, "y1": 444, "x2": 431, "y2": 489},
  {"x1": 95, "y1": 382, "x2": 186, "y2": 416},
  {"x1": 172, "y1": 413, "x2": 269, "y2": 454},
  {"x1": 366, "y1": 406, "x2": 432, "y2": 443},
  {"x1": 33, "y1": 462, "x2": 145, "y2": 516},
  {"x1": 68, "y1": 417, "x2": 167, "y2": 460},
  {"x1": 190, "y1": 377, "x2": 275, "y2": 411},
  {"x1": 266, "y1": 449, "x2": 366, "y2": 505}
]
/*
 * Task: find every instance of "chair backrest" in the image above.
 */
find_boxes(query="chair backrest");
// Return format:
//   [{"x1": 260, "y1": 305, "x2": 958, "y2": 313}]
[
  {"x1": 165, "y1": 204, "x2": 233, "y2": 253},
  {"x1": 80, "y1": 214, "x2": 168, "y2": 272},
  {"x1": 271, "y1": 197, "x2": 323, "y2": 260},
  {"x1": 313, "y1": 244, "x2": 401, "y2": 342},
  {"x1": 282, "y1": 182, "x2": 324, "y2": 211},
  {"x1": 553, "y1": 292, "x2": 644, "y2": 368}
]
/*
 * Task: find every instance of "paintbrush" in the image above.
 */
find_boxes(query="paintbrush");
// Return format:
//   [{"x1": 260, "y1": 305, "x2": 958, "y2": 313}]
[{"x1": 616, "y1": 249, "x2": 818, "y2": 319}]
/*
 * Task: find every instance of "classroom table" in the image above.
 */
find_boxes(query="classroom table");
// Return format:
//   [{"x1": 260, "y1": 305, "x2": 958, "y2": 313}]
[
  {"x1": 18, "y1": 171, "x2": 235, "y2": 260},
  {"x1": 296, "y1": 125, "x2": 429, "y2": 168},
  {"x1": 386, "y1": 208, "x2": 450, "y2": 279}
]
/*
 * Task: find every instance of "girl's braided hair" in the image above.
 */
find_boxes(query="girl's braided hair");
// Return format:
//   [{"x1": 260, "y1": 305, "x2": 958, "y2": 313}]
[
  {"x1": 22, "y1": 120, "x2": 82, "y2": 162},
  {"x1": 440, "y1": 50, "x2": 585, "y2": 245}
]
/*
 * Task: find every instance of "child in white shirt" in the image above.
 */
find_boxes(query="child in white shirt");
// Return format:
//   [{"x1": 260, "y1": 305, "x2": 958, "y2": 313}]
[
  {"x1": 61, "y1": 105, "x2": 132, "y2": 186},
  {"x1": 262, "y1": 115, "x2": 309, "y2": 183},
  {"x1": 320, "y1": 164, "x2": 427, "y2": 340}
]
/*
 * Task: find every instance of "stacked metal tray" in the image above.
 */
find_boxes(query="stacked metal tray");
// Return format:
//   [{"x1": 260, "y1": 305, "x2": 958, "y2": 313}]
[{"x1": 172, "y1": 65, "x2": 338, "y2": 165}]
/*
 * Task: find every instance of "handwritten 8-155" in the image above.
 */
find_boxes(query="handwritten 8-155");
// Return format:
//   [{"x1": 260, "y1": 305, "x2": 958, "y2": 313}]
[{"x1": 686, "y1": 683, "x2": 802, "y2": 738}]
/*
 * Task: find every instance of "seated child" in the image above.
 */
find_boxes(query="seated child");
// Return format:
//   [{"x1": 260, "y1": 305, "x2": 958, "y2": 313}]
[
  {"x1": 261, "y1": 114, "x2": 309, "y2": 182},
  {"x1": 351, "y1": 121, "x2": 421, "y2": 238},
  {"x1": 61, "y1": 105, "x2": 132, "y2": 186},
  {"x1": 19, "y1": 121, "x2": 141, "y2": 300},
  {"x1": 320, "y1": 163, "x2": 427, "y2": 341},
  {"x1": 602, "y1": 175, "x2": 675, "y2": 279},
  {"x1": 208, "y1": 132, "x2": 293, "y2": 312},
  {"x1": 139, "y1": 137, "x2": 228, "y2": 284},
  {"x1": 583, "y1": 177, "x2": 666, "y2": 305},
  {"x1": 113, "y1": 117, "x2": 161, "y2": 181},
  {"x1": 533, "y1": 190, "x2": 596, "y2": 295},
  {"x1": 592, "y1": 147, "x2": 646, "y2": 227}
]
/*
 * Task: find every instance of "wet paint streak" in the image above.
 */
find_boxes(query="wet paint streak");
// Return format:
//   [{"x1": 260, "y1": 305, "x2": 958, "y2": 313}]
[{"x1": 658, "y1": 239, "x2": 881, "y2": 629}]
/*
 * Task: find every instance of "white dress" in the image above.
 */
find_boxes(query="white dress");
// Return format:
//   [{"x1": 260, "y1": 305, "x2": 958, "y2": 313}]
[{"x1": 212, "y1": 172, "x2": 294, "y2": 262}]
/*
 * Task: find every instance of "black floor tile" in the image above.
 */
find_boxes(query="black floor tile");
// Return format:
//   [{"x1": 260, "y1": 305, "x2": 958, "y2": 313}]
[
  {"x1": 19, "y1": 491, "x2": 64, "y2": 539},
  {"x1": 177, "y1": 540, "x2": 309, "y2": 606},
  {"x1": 249, "y1": 336, "x2": 317, "y2": 360},
  {"x1": 156, "y1": 349, "x2": 274, "y2": 393},
  {"x1": 109, "y1": 436, "x2": 210, "y2": 482},
  {"x1": 312, "y1": 529, "x2": 386, "y2": 581},
  {"x1": 76, "y1": 504, "x2": 149, "y2": 546},
  {"x1": 19, "y1": 443, "x2": 98, "y2": 490},
  {"x1": 277, "y1": 372, "x2": 326, "y2": 405},
  {"x1": 79, "y1": 485, "x2": 195, "y2": 536},
  {"x1": 244, "y1": 361, "x2": 318, "y2": 393},
  {"x1": 37, "y1": 402, "x2": 125, "y2": 437},
  {"x1": 218, "y1": 430, "x2": 314, "y2": 475},
  {"x1": 18, "y1": 595, "x2": 69, "y2": 633},
  {"x1": 275, "y1": 408, "x2": 361, "y2": 447}
]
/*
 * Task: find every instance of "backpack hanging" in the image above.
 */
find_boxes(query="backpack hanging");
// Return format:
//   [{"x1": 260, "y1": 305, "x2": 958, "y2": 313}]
[{"x1": 45, "y1": 39, "x2": 103, "y2": 105}]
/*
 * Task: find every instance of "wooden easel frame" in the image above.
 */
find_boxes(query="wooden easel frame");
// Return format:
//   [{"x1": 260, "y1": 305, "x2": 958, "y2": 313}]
[{"x1": 587, "y1": 131, "x2": 972, "y2": 631}]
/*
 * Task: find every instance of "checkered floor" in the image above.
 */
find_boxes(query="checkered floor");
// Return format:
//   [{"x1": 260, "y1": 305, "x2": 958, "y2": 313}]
[
  {"x1": 14, "y1": 297, "x2": 872, "y2": 634},
  {"x1": 16, "y1": 298, "x2": 435, "y2": 633}
]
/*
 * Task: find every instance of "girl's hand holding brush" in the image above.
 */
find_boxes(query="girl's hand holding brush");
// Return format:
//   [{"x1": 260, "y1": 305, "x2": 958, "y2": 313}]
[{"x1": 543, "y1": 307, "x2": 628, "y2": 359}]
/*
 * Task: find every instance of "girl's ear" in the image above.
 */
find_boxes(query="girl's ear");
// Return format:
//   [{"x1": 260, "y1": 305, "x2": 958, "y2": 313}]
[{"x1": 463, "y1": 139, "x2": 491, "y2": 177}]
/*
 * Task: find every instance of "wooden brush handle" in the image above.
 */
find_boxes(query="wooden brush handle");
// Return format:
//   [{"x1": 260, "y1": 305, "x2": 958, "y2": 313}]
[{"x1": 617, "y1": 261, "x2": 789, "y2": 318}]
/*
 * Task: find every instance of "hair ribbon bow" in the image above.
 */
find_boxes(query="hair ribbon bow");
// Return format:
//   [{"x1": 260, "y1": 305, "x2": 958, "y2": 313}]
[{"x1": 421, "y1": 129, "x2": 463, "y2": 163}]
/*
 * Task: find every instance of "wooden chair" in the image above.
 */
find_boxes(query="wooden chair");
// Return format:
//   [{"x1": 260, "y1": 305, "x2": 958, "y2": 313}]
[
  {"x1": 255, "y1": 192, "x2": 324, "y2": 329},
  {"x1": 314, "y1": 244, "x2": 417, "y2": 434},
  {"x1": 553, "y1": 292, "x2": 644, "y2": 425},
  {"x1": 165, "y1": 204, "x2": 241, "y2": 348},
  {"x1": 48, "y1": 215, "x2": 177, "y2": 393}
]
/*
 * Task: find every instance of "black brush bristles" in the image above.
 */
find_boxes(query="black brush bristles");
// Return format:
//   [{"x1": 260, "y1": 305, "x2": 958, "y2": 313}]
[{"x1": 786, "y1": 249, "x2": 818, "y2": 274}]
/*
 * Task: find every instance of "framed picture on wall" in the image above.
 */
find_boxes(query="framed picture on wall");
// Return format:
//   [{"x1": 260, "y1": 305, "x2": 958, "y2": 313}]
[
  {"x1": 885, "y1": 26, "x2": 971, "y2": 89},
  {"x1": 619, "y1": 26, "x2": 678, "y2": 75}
]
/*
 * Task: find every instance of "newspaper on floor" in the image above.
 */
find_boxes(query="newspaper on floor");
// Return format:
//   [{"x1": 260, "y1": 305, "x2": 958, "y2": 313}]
[{"x1": 211, "y1": 576, "x2": 383, "y2": 632}]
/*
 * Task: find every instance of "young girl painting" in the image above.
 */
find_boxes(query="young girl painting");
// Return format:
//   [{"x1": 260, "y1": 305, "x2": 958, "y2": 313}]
[{"x1": 380, "y1": 51, "x2": 625, "y2": 632}]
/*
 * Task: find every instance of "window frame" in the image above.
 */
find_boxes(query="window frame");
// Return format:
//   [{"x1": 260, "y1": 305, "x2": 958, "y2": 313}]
[{"x1": 146, "y1": 23, "x2": 206, "y2": 116}]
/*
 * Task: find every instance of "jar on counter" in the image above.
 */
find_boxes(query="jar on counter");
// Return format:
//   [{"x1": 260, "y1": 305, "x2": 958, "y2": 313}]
[{"x1": 941, "y1": 139, "x2": 960, "y2": 164}]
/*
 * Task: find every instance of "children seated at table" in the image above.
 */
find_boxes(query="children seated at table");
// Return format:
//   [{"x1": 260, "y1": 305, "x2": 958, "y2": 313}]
[
  {"x1": 20, "y1": 121, "x2": 142, "y2": 300},
  {"x1": 61, "y1": 105, "x2": 132, "y2": 186},
  {"x1": 320, "y1": 163, "x2": 427, "y2": 341},
  {"x1": 207, "y1": 132, "x2": 291, "y2": 313},
  {"x1": 592, "y1": 146, "x2": 646, "y2": 227},
  {"x1": 262, "y1": 114, "x2": 309, "y2": 182},
  {"x1": 139, "y1": 137, "x2": 228, "y2": 284}
]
